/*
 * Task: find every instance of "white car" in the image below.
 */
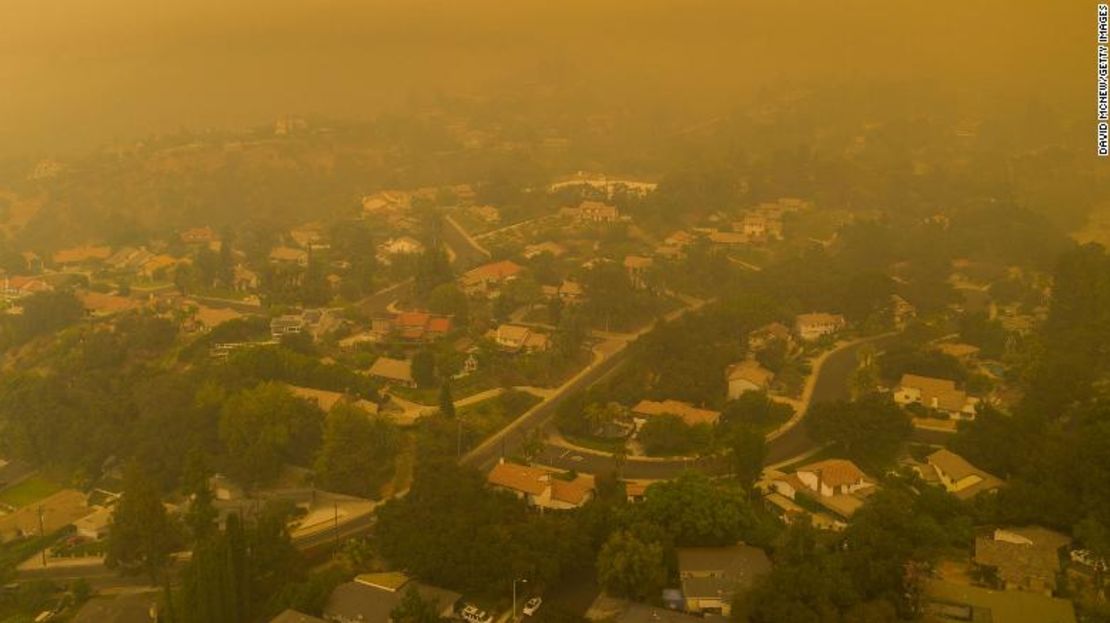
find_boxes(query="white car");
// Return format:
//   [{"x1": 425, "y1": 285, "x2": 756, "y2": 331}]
[
  {"x1": 522, "y1": 597, "x2": 542, "y2": 616},
  {"x1": 462, "y1": 605, "x2": 493, "y2": 623}
]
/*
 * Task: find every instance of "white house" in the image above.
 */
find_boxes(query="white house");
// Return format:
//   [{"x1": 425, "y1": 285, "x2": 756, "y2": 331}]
[
  {"x1": 893, "y1": 374, "x2": 979, "y2": 419},
  {"x1": 794, "y1": 313, "x2": 846, "y2": 341},
  {"x1": 486, "y1": 461, "x2": 596, "y2": 510},
  {"x1": 923, "y1": 448, "x2": 1003, "y2": 500},
  {"x1": 494, "y1": 324, "x2": 549, "y2": 353},
  {"x1": 726, "y1": 360, "x2": 774, "y2": 399}
]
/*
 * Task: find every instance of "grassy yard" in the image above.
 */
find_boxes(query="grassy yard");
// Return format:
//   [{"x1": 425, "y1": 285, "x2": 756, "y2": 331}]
[
  {"x1": 459, "y1": 390, "x2": 543, "y2": 450},
  {"x1": 0, "y1": 475, "x2": 61, "y2": 509}
]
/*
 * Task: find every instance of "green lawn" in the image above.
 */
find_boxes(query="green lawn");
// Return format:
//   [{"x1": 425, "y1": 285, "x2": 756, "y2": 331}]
[
  {"x1": 0, "y1": 475, "x2": 62, "y2": 509},
  {"x1": 459, "y1": 390, "x2": 543, "y2": 449}
]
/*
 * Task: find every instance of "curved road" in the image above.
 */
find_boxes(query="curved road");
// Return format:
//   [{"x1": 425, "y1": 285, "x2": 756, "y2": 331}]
[{"x1": 530, "y1": 332, "x2": 901, "y2": 479}]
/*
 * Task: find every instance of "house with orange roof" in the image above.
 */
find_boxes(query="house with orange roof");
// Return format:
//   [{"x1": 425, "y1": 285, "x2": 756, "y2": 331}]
[
  {"x1": 374, "y1": 310, "x2": 453, "y2": 342},
  {"x1": 486, "y1": 460, "x2": 596, "y2": 510},
  {"x1": 459, "y1": 260, "x2": 524, "y2": 295},
  {"x1": 1, "y1": 275, "x2": 52, "y2": 301},
  {"x1": 52, "y1": 245, "x2": 112, "y2": 268},
  {"x1": 180, "y1": 226, "x2": 219, "y2": 245},
  {"x1": 766, "y1": 458, "x2": 876, "y2": 525},
  {"x1": 631, "y1": 399, "x2": 721, "y2": 427}
]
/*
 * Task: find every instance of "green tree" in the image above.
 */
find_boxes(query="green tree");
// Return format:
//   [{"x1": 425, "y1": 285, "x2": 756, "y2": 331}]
[
  {"x1": 314, "y1": 403, "x2": 399, "y2": 498},
  {"x1": 596, "y1": 530, "x2": 667, "y2": 601},
  {"x1": 806, "y1": 395, "x2": 911, "y2": 470},
  {"x1": 218, "y1": 382, "x2": 322, "y2": 488},
  {"x1": 391, "y1": 585, "x2": 447, "y2": 623},
  {"x1": 428, "y1": 283, "x2": 469, "y2": 326},
  {"x1": 415, "y1": 244, "x2": 453, "y2": 299},
  {"x1": 412, "y1": 350, "x2": 436, "y2": 388},
  {"x1": 182, "y1": 448, "x2": 217, "y2": 541},
  {"x1": 640, "y1": 472, "x2": 756, "y2": 546},
  {"x1": 106, "y1": 464, "x2": 175, "y2": 582},
  {"x1": 439, "y1": 381, "x2": 456, "y2": 419},
  {"x1": 727, "y1": 424, "x2": 766, "y2": 493}
]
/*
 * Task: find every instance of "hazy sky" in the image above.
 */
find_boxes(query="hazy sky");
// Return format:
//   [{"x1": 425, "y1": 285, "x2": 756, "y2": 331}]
[{"x1": 0, "y1": 0, "x2": 1088, "y2": 155}]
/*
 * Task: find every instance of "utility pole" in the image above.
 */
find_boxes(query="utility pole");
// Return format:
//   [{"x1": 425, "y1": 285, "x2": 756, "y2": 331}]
[
  {"x1": 38, "y1": 506, "x2": 46, "y2": 567},
  {"x1": 512, "y1": 578, "x2": 527, "y2": 622}
]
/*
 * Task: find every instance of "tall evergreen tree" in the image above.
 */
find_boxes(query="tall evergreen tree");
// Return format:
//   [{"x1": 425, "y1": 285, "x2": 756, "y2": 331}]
[{"x1": 106, "y1": 463, "x2": 175, "y2": 583}]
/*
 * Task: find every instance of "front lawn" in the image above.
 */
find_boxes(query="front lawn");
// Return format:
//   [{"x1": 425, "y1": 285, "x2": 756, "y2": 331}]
[
  {"x1": 0, "y1": 475, "x2": 61, "y2": 510},
  {"x1": 459, "y1": 390, "x2": 543, "y2": 450}
]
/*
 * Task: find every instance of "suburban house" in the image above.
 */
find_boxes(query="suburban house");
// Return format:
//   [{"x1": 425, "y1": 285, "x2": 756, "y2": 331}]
[
  {"x1": 233, "y1": 265, "x2": 260, "y2": 291},
  {"x1": 486, "y1": 461, "x2": 596, "y2": 510},
  {"x1": 324, "y1": 572, "x2": 461, "y2": 623},
  {"x1": 522, "y1": 241, "x2": 566, "y2": 259},
  {"x1": 367, "y1": 357, "x2": 416, "y2": 388},
  {"x1": 209, "y1": 474, "x2": 245, "y2": 501},
  {"x1": 72, "y1": 506, "x2": 112, "y2": 540},
  {"x1": 920, "y1": 448, "x2": 1003, "y2": 500},
  {"x1": 494, "y1": 324, "x2": 550, "y2": 352},
  {"x1": 270, "y1": 314, "x2": 306, "y2": 339},
  {"x1": 553, "y1": 280, "x2": 584, "y2": 304},
  {"x1": 269, "y1": 246, "x2": 309, "y2": 266},
  {"x1": 890, "y1": 294, "x2": 917, "y2": 328},
  {"x1": 383, "y1": 311, "x2": 453, "y2": 342},
  {"x1": 180, "y1": 226, "x2": 219, "y2": 245},
  {"x1": 459, "y1": 259, "x2": 524, "y2": 295},
  {"x1": 923, "y1": 579, "x2": 1076, "y2": 623},
  {"x1": 631, "y1": 399, "x2": 721, "y2": 427},
  {"x1": 287, "y1": 385, "x2": 379, "y2": 416},
  {"x1": 72, "y1": 592, "x2": 161, "y2": 623},
  {"x1": 768, "y1": 459, "x2": 876, "y2": 524},
  {"x1": 378, "y1": 236, "x2": 425, "y2": 259},
  {"x1": 106, "y1": 246, "x2": 154, "y2": 271},
  {"x1": 623, "y1": 255, "x2": 654, "y2": 289},
  {"x1": 567, "y1": 200, "x2": 620, "y2": 223},
  {"x1": 748, "y1": 322, "x2": 794, "y2": 352},
  {"x1": 677, "y1": 544, "x2": 772, "y2": 616},
  {"x1": 794, "y1": 312, "x2": 846, "y2": 341},
  {"x1": 52, "y1": 244, "x2": 112, "y2": 268},
  {"x1": 0, "y1": 275, "x2": 52, "y2": 301},
  {"x1": 893, "y1": 374, "x2": 979, "y2": 419},
  {"x1": 707, "y1": 230, "x2": 748, "y2": 246},
  {"x1": 739, "y1": 213, "x2": 783, "y2": 242},
  {"x1": 934, "y1": 342, "x2": 981, "y2": 362},
  {"x1": 726, "y1": 359, "x2": 775, "y2": 399},
  {"x1": 974, "y1": 527, "x2": 1072, "y2": 595}
]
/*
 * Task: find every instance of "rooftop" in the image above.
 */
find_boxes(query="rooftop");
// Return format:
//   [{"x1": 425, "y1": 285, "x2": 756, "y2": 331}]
[{"x1": 796, "y1": 459, "x2": 869, "y2": 488}]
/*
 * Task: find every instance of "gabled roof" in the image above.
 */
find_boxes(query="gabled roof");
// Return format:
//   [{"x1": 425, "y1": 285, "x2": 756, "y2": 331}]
[
  {"x1": 795, "y1": 312, "x2": 845, "y2": 328},
  {"x1": 796, "y1": 459, "x2": 869, "y2": 488},
  {"x1": 368, "y1": 357, "x2": 413, "y2": 384},
  {"x1": 899, "y1": 374, "x2": 970, "y2": 413},
  {"x1": 631, "y1": 399, "x2": 720, "y2": 427},
  {"x1": 551, "y1": 473, "x2": 596, "y2": 505},
  {"x1": 623, "y1": 255, "x2": 653, "y2": 269},
  {"x1": 487, "y1": 462, "x2": 550, "y2": 496},
  {"x1": 677, "y1": 544, "x2": 771, "y2": 598},
  {"x1": 926, "y1": 448, "x2": 1000, "y2": 492},
  {"x1": 727, "y1": 360, "x2": 774, "y2": 387},
  {"x1": 463, "y1": 260, "x2": 524, "y2": 282}
]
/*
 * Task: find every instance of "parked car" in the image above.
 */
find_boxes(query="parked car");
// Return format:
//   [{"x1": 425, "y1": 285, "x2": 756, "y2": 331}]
[
  {"x1": 461, "y1": 604, "x2": 494, "y2": 623},
  {"x1": 522, "y1": 597, "x2": 542, "y2": 616}
]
